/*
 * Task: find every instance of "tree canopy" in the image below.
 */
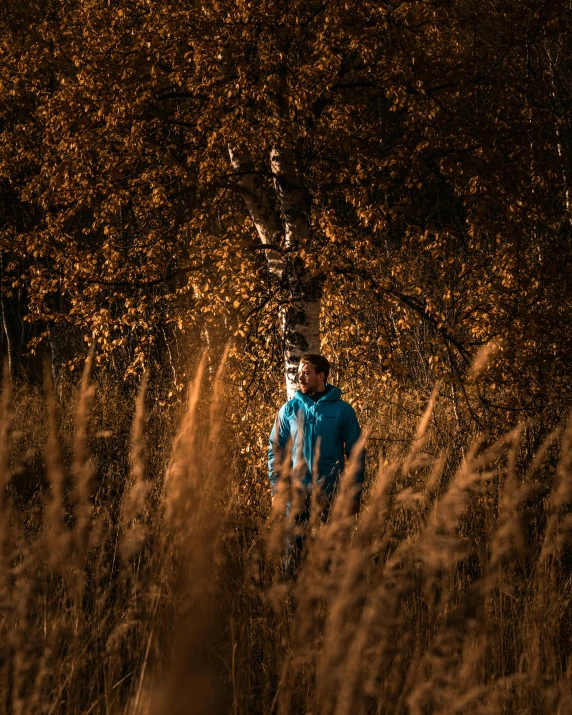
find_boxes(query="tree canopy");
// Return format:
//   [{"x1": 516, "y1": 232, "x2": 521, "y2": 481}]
[{"x1": 1, "y1": 0, "x2": 571, "y2": 421}]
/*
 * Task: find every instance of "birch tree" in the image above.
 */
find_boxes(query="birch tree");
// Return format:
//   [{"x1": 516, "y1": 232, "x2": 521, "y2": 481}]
[
  {"x1": 2, "y1": 0, "x2": 572, "y2": 413},
  {"x1": 229, "y1": 144, "x2": 319, "y2": 396}
]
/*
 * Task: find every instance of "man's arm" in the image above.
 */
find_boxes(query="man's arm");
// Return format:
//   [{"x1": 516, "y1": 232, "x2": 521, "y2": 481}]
[
  {"x1": 342, "y1": 403, "x2": 365, "y2": 511},
  {"x1": 268, "y1": 404, "x2": 291, "y2": 495}
]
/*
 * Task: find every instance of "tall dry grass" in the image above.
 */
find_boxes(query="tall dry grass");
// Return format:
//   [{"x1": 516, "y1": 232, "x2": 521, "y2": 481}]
[{"x1": 0, "y1": 355, "x2": 571, "y2": 714}]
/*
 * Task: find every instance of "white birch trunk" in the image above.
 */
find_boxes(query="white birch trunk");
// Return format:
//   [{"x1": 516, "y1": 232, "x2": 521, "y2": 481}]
[
  {"x1": 229, "y1": 144, "x2": 321, "y2": 399},
  {"x1": 228, "y1": 146, "x2": 285, "y2": 279},
  {"x1": 270, "y1": 147, "x2": 321, "y2": 398}
]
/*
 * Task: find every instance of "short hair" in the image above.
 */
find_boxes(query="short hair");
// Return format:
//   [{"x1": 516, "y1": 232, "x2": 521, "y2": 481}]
[{"x1": 299, "y1": 353, "x2": 330, "y2": 381}]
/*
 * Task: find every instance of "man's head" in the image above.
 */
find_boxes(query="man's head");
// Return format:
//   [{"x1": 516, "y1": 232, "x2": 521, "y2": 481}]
[{"x1": 298, "y1": 354, "x2": 330, "y2": 395}]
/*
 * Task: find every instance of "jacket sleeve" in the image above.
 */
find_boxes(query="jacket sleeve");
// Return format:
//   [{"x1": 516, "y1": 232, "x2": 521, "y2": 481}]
[
  {"x1": 268, "y1": 404, "x2": 291, "y2": 494},
  {"x1": 342, "y1": 403, "x2": 365, "y2": 509}
]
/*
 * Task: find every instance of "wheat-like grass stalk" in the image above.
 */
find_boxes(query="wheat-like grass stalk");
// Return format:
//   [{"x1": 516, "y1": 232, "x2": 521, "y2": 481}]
[{"x1": 1, "y1": 353, "x2": 572, "y2": 714}]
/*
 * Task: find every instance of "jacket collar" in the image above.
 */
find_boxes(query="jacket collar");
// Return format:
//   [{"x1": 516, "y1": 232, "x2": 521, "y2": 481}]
[{"x1": 295, "y1": 384, "x2": 342, "y2": 405}]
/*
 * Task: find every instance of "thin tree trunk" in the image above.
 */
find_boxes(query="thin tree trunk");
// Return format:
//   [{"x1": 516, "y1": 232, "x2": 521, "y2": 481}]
[
  {"x1": 229, "y1": 145, "x2": 321, "y2": 398},
  {"x1": 0, "y1": 297, "x2": 16, "y2": 379},
  {"x1": 544, "y1": 40, "x2": 571, "y2": 224},
  {"x1": 270, "y1": 146, "x2": 321, "y2": 397},
  {"x1": 48, "y1": 327, "x2": 63, "y2": 385},
  {"x1": 228, "y1": 146, "x2": 285, "y2": 279}
]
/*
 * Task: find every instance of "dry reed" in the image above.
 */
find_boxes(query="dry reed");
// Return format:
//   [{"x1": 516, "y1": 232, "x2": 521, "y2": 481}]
[{"x1": 0, "y1": 355, "x2": 570, "y2": 714}]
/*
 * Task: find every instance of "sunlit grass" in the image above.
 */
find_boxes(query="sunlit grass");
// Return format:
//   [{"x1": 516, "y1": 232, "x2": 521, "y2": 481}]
[{"x1": 0, "y1": 357, "x2": 570, "y2": 714}]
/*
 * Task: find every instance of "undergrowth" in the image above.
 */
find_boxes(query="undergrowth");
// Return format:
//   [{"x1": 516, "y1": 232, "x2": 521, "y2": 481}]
[{"x1": 0, "y1": 354, "x2": 571, "y2": 714}]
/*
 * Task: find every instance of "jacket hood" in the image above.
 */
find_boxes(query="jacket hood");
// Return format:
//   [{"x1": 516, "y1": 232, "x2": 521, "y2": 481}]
[{"x1": 295, "y1": 384, "x2": 342, "y2": 404}]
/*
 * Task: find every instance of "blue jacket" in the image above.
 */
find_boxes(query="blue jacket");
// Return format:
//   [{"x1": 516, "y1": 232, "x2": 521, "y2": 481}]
[{"x1": 268, "y1": 385, "x2": 364, "y2": 501}]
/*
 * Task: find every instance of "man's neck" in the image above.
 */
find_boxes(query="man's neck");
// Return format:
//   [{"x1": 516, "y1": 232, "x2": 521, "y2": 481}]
[{"x1": 308, "y1": 385, "x2": 328, "y2": 401}]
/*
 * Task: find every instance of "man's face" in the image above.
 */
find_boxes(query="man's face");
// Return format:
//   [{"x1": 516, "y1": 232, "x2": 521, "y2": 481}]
[{"x1": 298, "y1": 362, "x2": 324, "y2": 394}]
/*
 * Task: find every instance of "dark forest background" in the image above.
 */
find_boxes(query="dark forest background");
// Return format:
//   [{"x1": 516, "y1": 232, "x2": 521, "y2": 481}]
[
  {"x1": 1, "y1": 0, "x2": 572, "y2": 427},
  {"x1": 2, "y1": 2, "x2": 572, "y2": 713}
]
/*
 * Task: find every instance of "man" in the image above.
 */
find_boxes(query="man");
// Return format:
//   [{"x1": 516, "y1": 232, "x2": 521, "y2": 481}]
[{"x1": 268, "y1": 354, "x2": 364, "y2": 520}]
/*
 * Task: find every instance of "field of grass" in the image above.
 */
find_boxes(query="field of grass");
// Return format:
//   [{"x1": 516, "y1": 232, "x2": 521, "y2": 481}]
[{"x1": 0, "y1": 353, "x2": 571, "y2": 714}]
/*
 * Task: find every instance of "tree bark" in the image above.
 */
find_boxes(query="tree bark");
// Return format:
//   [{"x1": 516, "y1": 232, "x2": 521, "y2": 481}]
[
  {"x1": 270, "y1": 146, "x2": 321, "y2": 397},
  {"x1": 229, "y1": 145, "x2": 321, "y2": 398},
  {"x1": 228, "y1": 146, "x2": 285, "y2": 280},
  {"x1": 0, "y1": 296, "x2": 17, "y2": 379}
]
